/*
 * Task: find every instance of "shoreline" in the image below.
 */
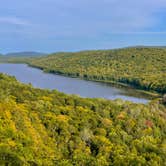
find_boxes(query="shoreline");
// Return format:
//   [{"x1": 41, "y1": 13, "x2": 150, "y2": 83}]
[
  {"x1": 26, "y1": 63, "x2": 161, "y2": 99},
  {"x1": 0, "y1": 61, "x2": 161, "y2": 99}
]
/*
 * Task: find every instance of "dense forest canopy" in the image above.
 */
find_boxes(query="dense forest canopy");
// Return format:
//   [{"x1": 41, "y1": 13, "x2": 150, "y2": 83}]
[
  {"x1": 5, "y1": 47, "x2": 166, "y2": 94},
  {"x1": 0, "y1": 73, "x2": 165, "y2": 165}
]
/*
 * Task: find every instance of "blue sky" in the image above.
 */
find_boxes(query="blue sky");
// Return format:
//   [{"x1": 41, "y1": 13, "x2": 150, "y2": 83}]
[{"x1": 0, "y1": 0, "x2": 166, "y2": 53}]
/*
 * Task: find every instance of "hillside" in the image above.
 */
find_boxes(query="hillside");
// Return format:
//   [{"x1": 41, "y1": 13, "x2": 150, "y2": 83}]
[
  {"x1": 126, "y1": 45, "x2": 166, "y2": 49},
  {"x1": 0, "y1": 73, "x2": 165, "y2": 165},
  {"x1": 5, "y1": 51, "x2": 46, "y2": 57},
  {"x1": 15, "y1": 47, "x2": 166, "y2": 94},
  {"x1": 0, "y1": 52, "x2": 46, "y2": 64}
]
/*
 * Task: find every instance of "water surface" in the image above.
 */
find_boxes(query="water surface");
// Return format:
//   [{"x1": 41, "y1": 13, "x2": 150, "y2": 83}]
[{"x1": 0, "y1": 63, "x2": 150, "y2": 103}]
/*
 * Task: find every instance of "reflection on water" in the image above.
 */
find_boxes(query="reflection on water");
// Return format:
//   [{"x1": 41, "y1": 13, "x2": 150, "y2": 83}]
[{"x1": 0, "y1": 63, "x2": 151, "y2": 103}]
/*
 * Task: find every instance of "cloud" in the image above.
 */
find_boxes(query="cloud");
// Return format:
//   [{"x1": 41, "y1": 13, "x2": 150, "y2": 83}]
[
  {"x1": 0, "y1": 16, "x2": 30, "y2": 26},
  {"x1": 1, "y1": 0, "x2": 166, "y2": 42},
  {"x1": 45, "y1": 0, "x2": 166, "y2": 32}
]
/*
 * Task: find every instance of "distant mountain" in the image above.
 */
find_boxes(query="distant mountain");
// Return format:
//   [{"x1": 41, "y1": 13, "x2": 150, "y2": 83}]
[{"x1": 5, "y1": 51, "x2": 46, "y2": 57}]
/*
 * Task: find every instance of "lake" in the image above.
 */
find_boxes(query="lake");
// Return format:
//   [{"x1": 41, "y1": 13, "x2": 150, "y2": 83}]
[{"x1": 0, "y1": 63, "x2": 150, "y2": 103}]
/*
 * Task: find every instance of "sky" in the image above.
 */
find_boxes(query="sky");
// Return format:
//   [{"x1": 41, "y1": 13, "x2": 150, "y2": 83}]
[{"x1": 0, "y1": 0, "x2": 166, "y2": 53}]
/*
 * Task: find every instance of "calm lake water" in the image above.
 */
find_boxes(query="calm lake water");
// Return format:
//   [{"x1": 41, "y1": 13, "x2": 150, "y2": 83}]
[{"x1": 0, "y1": 63, "x2": 150, "y2": 103}]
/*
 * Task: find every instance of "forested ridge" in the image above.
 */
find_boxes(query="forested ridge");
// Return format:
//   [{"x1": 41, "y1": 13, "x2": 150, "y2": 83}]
[
  {"x1": 0, "y1": 73, "x2": 166, "y2": 165},
  {"x1": 10, "y1": 47, "x2": 166, "y2": 94}
]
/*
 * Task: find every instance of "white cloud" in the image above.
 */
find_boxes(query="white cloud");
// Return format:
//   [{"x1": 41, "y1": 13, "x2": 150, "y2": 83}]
[
  {"x1": 1, "y1": 0, "x2": 166, "y2": 38},
  {"x1": 0, "y1": 17, "x2": 30, "y2": 26},
  {"x1": 50, "y1": 0, "x2": 166, "y2": 32}
]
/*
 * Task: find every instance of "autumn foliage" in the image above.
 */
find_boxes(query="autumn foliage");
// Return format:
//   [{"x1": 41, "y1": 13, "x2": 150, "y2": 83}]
[{"x1": 0, "y1": 74, "x2": 165, "y2": 165}]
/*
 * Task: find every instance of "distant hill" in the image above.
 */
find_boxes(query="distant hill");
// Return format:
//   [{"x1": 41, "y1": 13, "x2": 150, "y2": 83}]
[
  {"x1": 126, "y1": 45, "x2": 166, "y2": 49},
  {"x1": 5, "y1": 51, "x2": 46, "y2": 57},
  {"x1": 1, "y1": 47, "x2": 166, "y2": 93},
  {"x1": 18, "y1": 47, "x2": 166, "y2": 94}
]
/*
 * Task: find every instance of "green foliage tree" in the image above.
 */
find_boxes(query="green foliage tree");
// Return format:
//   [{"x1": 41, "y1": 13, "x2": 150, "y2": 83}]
[{"x1": 0, "y1": 73, "x2": 165, "y2": 165}]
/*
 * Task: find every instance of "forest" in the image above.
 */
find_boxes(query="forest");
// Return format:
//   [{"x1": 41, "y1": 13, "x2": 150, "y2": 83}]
[
  {"x1": 0, "y1": 73, "x2": 165, "y2": 165},
  {"x1": 6, "y1": 47, "x2": 166, "y2": 94}
]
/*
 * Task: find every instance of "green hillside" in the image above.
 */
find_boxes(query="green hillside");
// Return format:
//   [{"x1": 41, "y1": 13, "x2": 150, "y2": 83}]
[
  {"x1": 0, "y1": 74, "x2": 165, "y2": 165},
  {"x1": 13, "y1": 47, "x2": 166, "y2": 94}
]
